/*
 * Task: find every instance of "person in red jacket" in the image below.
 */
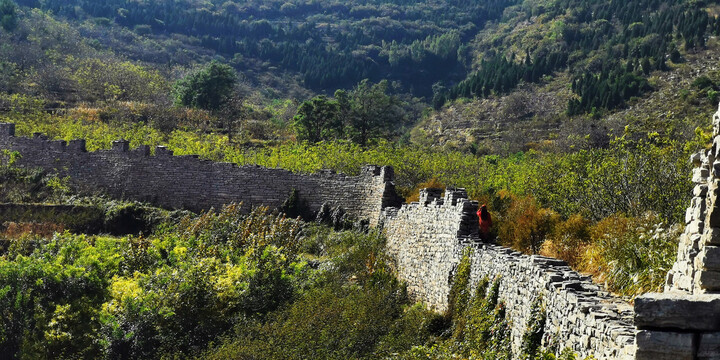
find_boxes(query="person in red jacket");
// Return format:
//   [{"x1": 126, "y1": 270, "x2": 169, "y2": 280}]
[{"x1": 477, "y1": 204, "x2": 492, "y2": 241}]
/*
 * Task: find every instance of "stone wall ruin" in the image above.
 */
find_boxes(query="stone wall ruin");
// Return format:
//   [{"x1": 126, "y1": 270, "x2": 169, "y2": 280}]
[
  {"x1": 12, "y1": 109, "x2": 720, "y2": 359},
  {"x1": 0, "y1": 123, "x2": 401, "y2": 226},
  {"x1": 382, "y1": 188, "x2": 636, "y2": 359}
]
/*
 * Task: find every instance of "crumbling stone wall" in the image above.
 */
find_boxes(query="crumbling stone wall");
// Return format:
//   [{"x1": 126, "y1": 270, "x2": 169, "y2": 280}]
[
  {"x1": 0, "y1": 123, "x2": 401, "y2": 225},
  {"x1": 635, "y1": 103, "x2": 720, "y2": 360},
  {"x1": 383, "y1": 189, "x2": 636, "y2": 360}
]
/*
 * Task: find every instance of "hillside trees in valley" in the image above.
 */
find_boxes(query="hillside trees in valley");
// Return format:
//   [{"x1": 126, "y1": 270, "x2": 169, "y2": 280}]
[
  {"x1": 173, "y1": 61, "x2": 237, "y2": 112},
  {"x1": 441, "y1": 0, "x2": 715, "y2": 115},
  {"x1": 0, "y1": 0, "x2": 17, "y2": 32},
  {"x1": 11, "y1": 0, "x2": 520, "y2": 97},
  {"x1": 294, "y1": 79, "x2": 408, "y2": 145},
  {"x1": 293, "y1": 95, "x2": 342, "y2": 143}
]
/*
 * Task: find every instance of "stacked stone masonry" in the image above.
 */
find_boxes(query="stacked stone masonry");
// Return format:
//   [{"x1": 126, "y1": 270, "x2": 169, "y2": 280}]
[
  {"x1": 382, "y1": 189, "x2": 636, "y2": 359},
  {"x1": 636, "y1": 103, "x2": 720, "y2": 360},
  {"x1": 0, "y1": 123, "x2": 401, "y2": 226}
]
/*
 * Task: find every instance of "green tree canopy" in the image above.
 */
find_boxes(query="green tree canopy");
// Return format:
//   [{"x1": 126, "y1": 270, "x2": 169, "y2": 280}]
[
  {"x1": 0, "y1": 0, "x2": 17, "y2": 32},
  {"x1": 173, "y1": 61, "x2": 237, "y2": 111},
  {"x1": 293, "y1": 95, "x2": 342, "y2": 143},
  {"x1": 343, "y1": 79, "x2": 406, "y2": 146}
]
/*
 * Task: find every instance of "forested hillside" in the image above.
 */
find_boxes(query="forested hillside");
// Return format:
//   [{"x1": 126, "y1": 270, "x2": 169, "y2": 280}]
[{"x1": 12, "y1": 0, "x2": 518, "y2": 97}]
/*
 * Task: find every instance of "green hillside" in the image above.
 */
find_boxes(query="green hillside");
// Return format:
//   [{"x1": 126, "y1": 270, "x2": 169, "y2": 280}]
[{"x1": 0, "y1": 0, "x2": 716, "y2": 358}]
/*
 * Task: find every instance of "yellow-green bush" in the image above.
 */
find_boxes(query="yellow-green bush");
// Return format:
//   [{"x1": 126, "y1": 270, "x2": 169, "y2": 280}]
[
  {"x1": 580, "y1": 213, "x2": 681, "y2": 296},
  {"x1": 540, "y1": 214, "x2": 591, "y2": 268}
]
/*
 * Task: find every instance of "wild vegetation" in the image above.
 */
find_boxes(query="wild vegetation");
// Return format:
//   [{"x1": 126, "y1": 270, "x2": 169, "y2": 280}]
[
  {"x1": 0, "y1": 0, "x2": 715, "y2": 357},
  {"x1": 0, "y1": 197, "x2": 588, "y2": 359},
  {"x1": 0, "y1": 89, "x2": 697, "y2": 297}
]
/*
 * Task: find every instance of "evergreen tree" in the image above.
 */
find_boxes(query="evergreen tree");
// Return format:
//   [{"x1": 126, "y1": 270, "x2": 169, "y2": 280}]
[
  {"x1": 0, "y1": 0, "x2": 17, "y2": 32},
  {"x1": 173, "y1": 61, "x2": 237, "y2": 111}
]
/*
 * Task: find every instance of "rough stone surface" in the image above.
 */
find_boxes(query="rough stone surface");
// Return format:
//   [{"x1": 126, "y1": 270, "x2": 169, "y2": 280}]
[
  {"x1": 635, "y1": 293, "x2": 720, "y2": 331},
  {"x1": 635, "y1": 330, "x2": 696, "y2": 360},
  {"x1": 698, "y1": 332, "x2": 720, "y2": 360},
  {"x1": 382, "y1": 191, "x2": 635, "y2": 360}
]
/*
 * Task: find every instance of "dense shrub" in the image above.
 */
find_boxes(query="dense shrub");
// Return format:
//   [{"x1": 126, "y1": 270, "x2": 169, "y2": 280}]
[
  {"x1": 497, "y1": 192, "x2": 560, "y2": 254},
  {"x1": 0, "y1": 205, "x2": 310, "y2": 359},
  {"x1": 580, "y1": 213, "x2": 681, "y2": 296},
  {"x1": 540, "y1": 214, "x2": 591, "y2": 268}
]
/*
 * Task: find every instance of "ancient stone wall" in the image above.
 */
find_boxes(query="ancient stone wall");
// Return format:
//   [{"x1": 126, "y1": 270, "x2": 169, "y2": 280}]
[
  {"x1": 383, "y1": 189, "x2": 636, "y2": 359},
  {"x1": 0, "y1": 123, "x2": 402, "y2": 225},
  {"x1": 382, "y1": 188, "x2": 479, "y2": 308}
]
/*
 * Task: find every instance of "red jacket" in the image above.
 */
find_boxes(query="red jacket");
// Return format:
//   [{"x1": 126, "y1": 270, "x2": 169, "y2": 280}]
[{"x1": 478, "y1": 205, "x2": 492, "y2": 235}]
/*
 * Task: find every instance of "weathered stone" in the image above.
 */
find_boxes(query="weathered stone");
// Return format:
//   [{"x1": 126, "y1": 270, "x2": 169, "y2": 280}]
[
  {"x1": 699, "y1": 246, "x2": 720, "y2": 271},
  {"x1": 635, "y1": 293, "x2": 720, "y2": 330},
  {"x1": 694, "y1": 167, "x2": 710, "y2": 183},
  {"x1": 699, "y1": 332, "x2": 720, "y2": 360},
  {"x1": 702, "y1": 228, "x2": 720, "y2": 246},
  {"x1": 695, "y1": 270, "x2": 720, "y2": 292},
  {"x1": 635, "y1": 330, "x2": 695, "y2": 360},
  {"x1": 709, "y1": 205, "x2": 720, "y2": 228},
  {"x1": 0, "y1": 125, "x2": 402, "y2": 226},
  {"x1": 687, "y1": 207, "x2": 695, "y2": 224},
  {"x1": 714, "y1": 161, "x2": 720, "y2": 178},
  {"x1": 687, "y1": 220, "x2": 706, "y2": 235},
  {"x1": 385, "y1": 194, "x2": 634, "y2": 360}
]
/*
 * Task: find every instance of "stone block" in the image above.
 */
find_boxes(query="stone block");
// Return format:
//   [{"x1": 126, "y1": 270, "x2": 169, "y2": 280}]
[
  {"x1": 112, "y1": 139, "x2": 129, "y2": 152},
  {"x1": 695, "y1": 270, "x2": 720, "y2": 292},
  {"x1": 703, "y1": 228, "x2": 720, "y2": 246},
  {"x1": 695, "y1": 184, "x2": 709, "y2": 197},
  {"x1": 635, "y1": 330, "x2": 695, "y2": 360},
  {"x1": 699, "y1": 332, "x2": 720, "y2": 360},
  {"x1": 712, "y1": 182, "x2": 720, "y2": 202},
  {"x1": 635, "y1": 293, "x2": 720, "y2": 331},
  {"x1": 714, "y1": 161, "x2": 720, "y2": 178},
  {"x1": 687, "y1": 220, "x2": 705, "y2": 235},
  {"x1": 709, "y1": 206, "x2": 720, "y2": 228},
  {"x1": 68, "y1": 139, "x2": 86, "y2": 152},
  {"x1": 155, "y1": 146, "x2": 173, "y2": 157},
  {"x1": 687, "y1": 206, "x2": 695, "y2": 224},
  {"x1": 135, "y1": 144, "x2": 150, "y2": 156},
  {"x1": 694, "y1": 167, "x2": 710, "y2": 184},
  {"x1": 0, "y1": 122, "x2": 15, "y2": 136},
  {"x1": 699, "y1": 246, "x2": 720, "y2": 271},
  {"x1": 50, "y1": 139, "x2": 66, "y2": 151}
]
